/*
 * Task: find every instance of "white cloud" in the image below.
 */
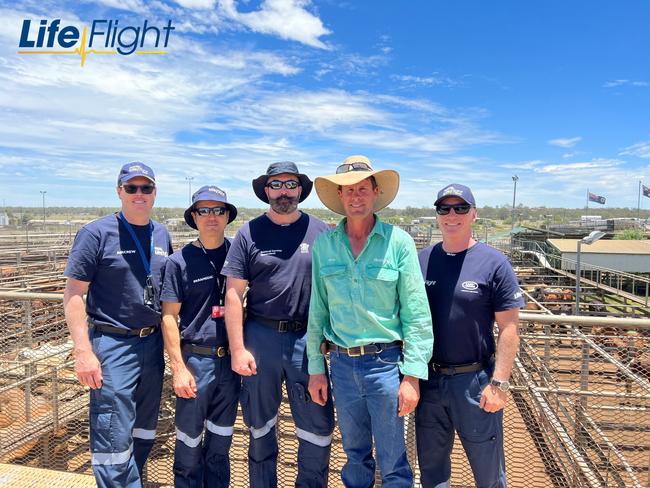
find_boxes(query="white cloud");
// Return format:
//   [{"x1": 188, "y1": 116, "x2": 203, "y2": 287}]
[
  {"x1": 219, "y1": 0, "x2": 331, "y2": 49},
  {"x1": 548, "y1": 136, "x2": 582, "y2": 148},
  {"x1": 174, "y1": 0, "x2": 216, "y2": 8},
  {"x1": 603, "y1": 79, "x2": 649, "y2": 88},
  {"x1": 391, "y1": 74, "x2": 460, "y2": 88},
  {"x1": 621, "y1": 141, "x2": 650, "y2": 159},
  {"x1": 535, "y1": 159, "x2": 622, "y2": 174}
]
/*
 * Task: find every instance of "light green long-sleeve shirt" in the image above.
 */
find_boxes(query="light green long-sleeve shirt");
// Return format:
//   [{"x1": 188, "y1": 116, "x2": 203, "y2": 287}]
[{"x1": 307, "y1": 216, "x2": 433, "y2": 379}]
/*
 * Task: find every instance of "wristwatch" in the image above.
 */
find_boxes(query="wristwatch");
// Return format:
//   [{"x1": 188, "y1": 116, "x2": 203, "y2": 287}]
[{"x1": 490, "y1": 378, "x2": 510, "y2": 392}]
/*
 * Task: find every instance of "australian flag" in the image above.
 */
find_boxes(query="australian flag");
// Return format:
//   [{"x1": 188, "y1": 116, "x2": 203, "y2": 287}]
[
  {"x1": 588, "y1": 192, "x2": 606, "y2": 204},
  {"x1": 643, "y1": 185, "x2": 650, "y2": 198}
]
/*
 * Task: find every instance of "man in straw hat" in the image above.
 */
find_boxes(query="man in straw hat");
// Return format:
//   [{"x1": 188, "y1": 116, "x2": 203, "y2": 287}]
[
  {"x1": 222, "y1": 162, "x2": 334, "y2": 487},
  {"x1": 160, "y1": 185, "x2": 240, "y2": 487},
  {"x1": 307, "y1": 155, "x2": 433, "y2": 487},
  {"x1": 416, "y1": 183, "x2": 523, "y2": 488}
]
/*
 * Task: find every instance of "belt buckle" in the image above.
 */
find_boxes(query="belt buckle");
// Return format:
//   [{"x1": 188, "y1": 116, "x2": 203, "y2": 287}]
[
  {"x1": 348, "y1": 345, "x2": 364, "y2": 357},
  {"x1": 216, "y1": 346, "x2": 228, "y2": 357},
  {"x1": 139, "y1": 327, "x2": 152, "y2": 338},
  {"x1": 278, "y1": 321, "x2": 288, "y2": 333}
]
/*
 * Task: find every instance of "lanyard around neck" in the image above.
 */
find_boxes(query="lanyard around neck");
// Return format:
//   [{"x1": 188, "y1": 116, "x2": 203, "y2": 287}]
[
  {"x1": 197, "y1": 238, "x2": 229, "y2": 305},
  {"x1": 118, "y1": 212, "x2": 154, "y2": 275}
]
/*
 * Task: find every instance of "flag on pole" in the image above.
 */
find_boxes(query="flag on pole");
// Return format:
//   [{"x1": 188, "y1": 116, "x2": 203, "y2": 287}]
[
  {"x1": 588, "y1": 192, "x2": 606, "y2": 204},
  {"x1": 643, "y1": 184, "x2": 650, "y2": 198}
]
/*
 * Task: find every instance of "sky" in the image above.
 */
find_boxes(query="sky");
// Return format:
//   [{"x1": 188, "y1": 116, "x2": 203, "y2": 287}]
[{"x1": 1, "y1": 0, "x2": 650, "y2": 210}]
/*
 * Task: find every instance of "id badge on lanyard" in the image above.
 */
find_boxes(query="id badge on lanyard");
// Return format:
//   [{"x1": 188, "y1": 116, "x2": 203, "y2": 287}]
[{"x1": 198, "y1": 238, "x2": 228, "y2": 319}]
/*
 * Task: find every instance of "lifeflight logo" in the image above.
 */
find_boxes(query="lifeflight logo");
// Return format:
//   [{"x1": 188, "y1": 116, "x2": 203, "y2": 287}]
[{"x1": 18, "y1": 19, "x2": 175, "y2": 67}]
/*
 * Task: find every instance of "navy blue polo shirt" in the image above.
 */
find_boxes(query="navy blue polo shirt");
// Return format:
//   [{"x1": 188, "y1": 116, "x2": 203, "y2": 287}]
[
  {"x1": 221, "y1": 212, "x2": 328, "y2": 320},
  {"x1": 160, "y1": 240, "x2": 230, "y2": 346},
  {"x1": 64, "y1": 213, "x2": 173, "y2": 330},
  {"x1": 418, "y1": 242, "x2": 524, "y2": 365}
]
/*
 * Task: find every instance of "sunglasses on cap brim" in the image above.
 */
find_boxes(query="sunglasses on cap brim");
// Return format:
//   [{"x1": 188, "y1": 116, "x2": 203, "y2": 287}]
[{"x1": 336, "y1": 162, "x2": 372, "y2": 174}]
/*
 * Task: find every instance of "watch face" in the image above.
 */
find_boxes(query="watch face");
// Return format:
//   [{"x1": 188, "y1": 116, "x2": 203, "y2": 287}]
[{"x1": 491, "y1": 379, "x2": 510, "y2": 392}]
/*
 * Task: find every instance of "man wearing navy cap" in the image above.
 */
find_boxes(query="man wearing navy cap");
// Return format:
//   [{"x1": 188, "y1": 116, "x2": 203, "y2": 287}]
[
  {"x1": 222, "y1": 162, "x2": 335, "y2": 487},
  {"x1": 64, "y1": 163, "x2": 173, "y2": 487},
  {"x1": 416, "y1": 183, "x2": 524, "y2": 488},
  {"x1": 161, "y1": 185, "x2": 240, "y2": 488}
]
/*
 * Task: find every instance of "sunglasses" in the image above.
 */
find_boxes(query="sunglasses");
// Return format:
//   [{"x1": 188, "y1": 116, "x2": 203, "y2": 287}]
[
  {"x1": 194, "y1": 206, "x2": 228, "y2": 216},
  {"x1": 121, "y1": 184, "x2": 155, "y2": 194},
  {"x1": 266, "y1": 180, "x2": 300, "y2": 190},
  {"x1": 336, "y1": 162, "x2": 372, "y2": 174},
  {"x1": 436, "y1": 204, "x2": 473, "y2": 215}
]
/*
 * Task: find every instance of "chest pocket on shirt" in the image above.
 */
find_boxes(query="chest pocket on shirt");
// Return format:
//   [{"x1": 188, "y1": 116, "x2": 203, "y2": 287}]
[
  {"x1": 320, "y1": 265, "x2": 348, "y2": 304},
  {"x1": 364, "y1": 265, "x2": 399, "y2": 313}
]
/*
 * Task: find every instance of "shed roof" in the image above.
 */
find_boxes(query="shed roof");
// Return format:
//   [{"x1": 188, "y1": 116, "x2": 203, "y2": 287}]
[{"x1": 548, "y1": 239, "x2": 650, "y2": 255}]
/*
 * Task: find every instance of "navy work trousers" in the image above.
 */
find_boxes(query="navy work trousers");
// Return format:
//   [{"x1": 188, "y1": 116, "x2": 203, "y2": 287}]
[
  {"x1": 89, "y1": 328, "x2": 164, "y2": 488},
  {"x1": 415, "y1": 367, "x2": 506, "y2": 488},
  {"x1": 240, "y1": 318, "x2": 335, "y2": 488}
]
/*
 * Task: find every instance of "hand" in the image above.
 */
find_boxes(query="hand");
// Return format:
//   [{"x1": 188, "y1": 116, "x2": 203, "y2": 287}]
[
  {"x1": 308, "y1": 374, "x2": 329, "y2": 406},
  {"x1": 398, "y1": 376, "x2": 420, "y2": 417},
  {"x1": 231, "y1": 348, "x2": 257, "y2": 376},
  {"x1": 480, "y1": 385, "x2": 507, "y2": 412},
  {"x1": 74, "y1": 349, "x2": 103, "y2": 389},
  {"x1": 172, "y1": 365, "x2": 197, "y2": 399}
]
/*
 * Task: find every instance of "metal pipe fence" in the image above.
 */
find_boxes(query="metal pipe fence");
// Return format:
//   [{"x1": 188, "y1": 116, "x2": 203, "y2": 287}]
[{"x1": 0, "y1": 294, "x2": 648, "y2": 487}]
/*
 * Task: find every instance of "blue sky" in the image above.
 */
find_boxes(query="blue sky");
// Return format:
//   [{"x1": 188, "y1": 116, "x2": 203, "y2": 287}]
[{"x1": 1, "y1": 0, "x2": 650, "y2": 210}]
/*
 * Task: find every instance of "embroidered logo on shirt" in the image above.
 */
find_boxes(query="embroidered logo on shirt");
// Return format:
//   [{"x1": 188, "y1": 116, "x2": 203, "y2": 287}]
[
  {"x1": 260, "y1": 249, "x2": 282, "y2": 256},
  {"x1": 425, "y1": 280, "x2": 436, "y2": 286},
  {"x1": 154, "y1": 246, "x2": 168, "y2": 257},
  {"x1": 193, "y1": 275, "x2": 213, "y2": 283},
  {"x1": 299, "y1": 243, "x2": 310, "y2": 254},
  {"x1": 461, "y1": 281, "x2": 478, "y2": 291},
  {"x1": 117, "y1": 249, "x2": 136, "y2": 255}
]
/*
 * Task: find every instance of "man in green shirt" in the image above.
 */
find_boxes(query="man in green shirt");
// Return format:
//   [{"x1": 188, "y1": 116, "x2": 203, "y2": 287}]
[{"x1": 307, "y1": 155, "x2": 433, "y2": 487}]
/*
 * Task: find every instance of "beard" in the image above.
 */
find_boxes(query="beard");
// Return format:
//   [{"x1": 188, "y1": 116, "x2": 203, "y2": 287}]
[{"x1": 269, "y1": 195, "x2": 299, "y2": 214}]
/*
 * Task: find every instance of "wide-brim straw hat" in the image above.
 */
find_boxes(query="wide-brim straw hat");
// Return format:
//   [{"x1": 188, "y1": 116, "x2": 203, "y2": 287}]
[{"x1": 314, "y1": 155, "x2": 400, "y2": 215}]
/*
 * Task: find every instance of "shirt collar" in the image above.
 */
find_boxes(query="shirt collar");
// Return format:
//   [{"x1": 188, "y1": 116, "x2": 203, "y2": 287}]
[{"x1": 334, "y1": 214, "x2": 387, "y2": 240}]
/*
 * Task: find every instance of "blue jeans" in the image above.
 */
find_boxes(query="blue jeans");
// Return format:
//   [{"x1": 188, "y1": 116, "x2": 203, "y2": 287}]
[
  {"x1": 329, "y1": 346, "x2": 413, "y2": 488},
  {"x1": 415, "y1": 367, "x2": 506, "y2": 488}
]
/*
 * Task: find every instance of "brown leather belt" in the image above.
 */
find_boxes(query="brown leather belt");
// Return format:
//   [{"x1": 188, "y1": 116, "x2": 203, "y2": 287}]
[
  {"x1": 182, "y1": 343, "x2": 229, "y2": 357},
  {"x1": 321, "y1": 340, "x2": 402, "y2": 357},
  {"x1": 249, "y1": 314, "x2": 306, "y2": 333},
  {"x1": 91, "y1": 322, "x2": 158, "y2": 338}
]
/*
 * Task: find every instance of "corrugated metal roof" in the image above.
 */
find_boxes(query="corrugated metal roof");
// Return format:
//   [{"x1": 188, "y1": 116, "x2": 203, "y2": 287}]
[{"x1": 548, "y1": 239, "x2": 650, "y2": 254}]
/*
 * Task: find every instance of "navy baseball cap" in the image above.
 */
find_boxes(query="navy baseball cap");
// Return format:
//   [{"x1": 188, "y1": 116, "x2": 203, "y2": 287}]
[
  {"x1": 434, "y1": 183, "x2": 476, "y2": 207},
  {"x1": 184, "y1": 185, "x2": 238, "y2": 229},
  {"x1": 252, "y1": 161, "x2": 313, "y2": 203},
  {"x1": 117, "y1": 162, "x2": 155, "y2": 184}
]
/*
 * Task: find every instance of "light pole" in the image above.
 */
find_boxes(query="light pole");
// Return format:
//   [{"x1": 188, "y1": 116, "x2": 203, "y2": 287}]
[
  {"x1": 575, "y1": 230, "x2": 605, "y2": 315},
  {"x1": 40, "y1": 190, "x2": 46, "y2": 229},
  {"x1": 511, "y1": 175, "x2": 519, "y2": 232},
  {"x1": 185, "y1": 176, "x2": 194, "y2": 205}
]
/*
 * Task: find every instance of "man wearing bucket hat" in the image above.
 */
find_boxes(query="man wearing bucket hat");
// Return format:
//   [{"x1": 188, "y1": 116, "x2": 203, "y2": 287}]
[
  {"x1": 64, "y1": 162, "x2": 172, "y2": 487},
  {"x1": 160, "y1": 185, "x2": 240, "y2": 487},
  {"x1": 416, "y1": 183, "x2": 523, "y2": 488},
  {"x1": 307, "y1": 155, "x2": 433, "y2": 487},
  {"x1": 222, "y1": 162, "x2": 335, "y2": 487}
]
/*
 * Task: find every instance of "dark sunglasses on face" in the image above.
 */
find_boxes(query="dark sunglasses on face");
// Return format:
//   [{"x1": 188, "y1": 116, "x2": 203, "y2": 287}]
[
  {"x1": 194, "y1": 206, "x2": 228, "y2": 216},
  {"x1": 266, "y1": 180, "x2": 300, "y2": 190},
  {"x1": 121, "y1": 184, "x2": 155, "y2": 194},
  {"x1": 336, "y1": 162, "x2": 372, "y2": 174},
  {"x1": 436, "y1": 204, "x2": 473, "y2": 215}
]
